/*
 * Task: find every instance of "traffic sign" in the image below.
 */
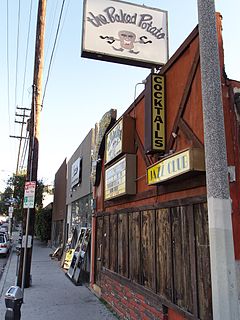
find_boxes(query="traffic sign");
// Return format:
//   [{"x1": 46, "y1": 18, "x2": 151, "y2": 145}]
[{"x1": 23, "y1": 181, "x2": 36, "y2": 209}]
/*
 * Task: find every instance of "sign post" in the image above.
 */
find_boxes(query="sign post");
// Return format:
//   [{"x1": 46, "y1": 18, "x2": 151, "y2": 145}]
[
  {"x1": 8, "y1": 206, "x2": 14, "y2": 237},
  {"x1": 22, "y1": 181, "x2": 36, "y2": 293}
]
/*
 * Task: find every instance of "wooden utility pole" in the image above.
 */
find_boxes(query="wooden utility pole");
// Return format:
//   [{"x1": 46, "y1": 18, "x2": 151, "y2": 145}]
[{"x1": 17, "y1": 0, "x2": 47, "y2": 289}]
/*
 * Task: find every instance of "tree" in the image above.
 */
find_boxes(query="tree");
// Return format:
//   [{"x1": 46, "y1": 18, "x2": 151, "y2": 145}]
[
  {"x1": 0, "y1": 187, "x2": 14, "y2": 217},
  {"x1": 0, "y1": 174, "x2": 45, "y2": 223},
  {"x1": 35, "y1": 206, "x2": 52, "y2": 242}
]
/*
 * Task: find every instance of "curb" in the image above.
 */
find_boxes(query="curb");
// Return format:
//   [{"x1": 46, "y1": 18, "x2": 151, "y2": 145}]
[{"x1": 0, "y1": 246, "x2": 14, "y2": 298}]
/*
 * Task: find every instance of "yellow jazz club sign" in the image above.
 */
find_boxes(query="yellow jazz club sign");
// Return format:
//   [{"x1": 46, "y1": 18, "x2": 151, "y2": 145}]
[{"x1": 147, "y1": 148, "x2": 205, "y2": 185}]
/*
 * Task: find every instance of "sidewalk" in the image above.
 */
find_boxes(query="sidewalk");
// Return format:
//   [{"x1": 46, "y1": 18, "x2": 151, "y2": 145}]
[{"x1": 0, "y1": 235, "x2": 118, "y2": 320}]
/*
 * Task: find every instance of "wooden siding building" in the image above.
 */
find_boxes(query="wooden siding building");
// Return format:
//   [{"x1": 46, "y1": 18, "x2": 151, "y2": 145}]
[{"x1": 90, "y1": 14, "x2": 240, "y2": 320}]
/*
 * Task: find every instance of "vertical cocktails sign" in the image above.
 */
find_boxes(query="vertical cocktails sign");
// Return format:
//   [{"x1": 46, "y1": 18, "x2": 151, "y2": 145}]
[
  {"x1": 82, "y1": 0, "x2": 168, "y2": 68},
  {"x1": 145, "y1": 74, "x2": 165, "y2": 154}
]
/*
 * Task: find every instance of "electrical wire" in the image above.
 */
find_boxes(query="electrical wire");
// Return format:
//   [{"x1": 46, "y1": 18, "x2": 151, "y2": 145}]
[
  {"x1": 19, "y1": 88, "x2": 33, "y2": 172},
  {"x1": 21, "y1": 0, "x2": 33, "y2": 106},
  {"x1": 14, "y1": 0, "x2": 32, "y2": 175},
  {"x1": 45, "y1": 0, "x2": 59, "y2": 60},
  {"x1": 41, "y1": 0, "x2": 67, "y2": 108},
  {"x1": 19, "y1": 131, "x2": 29, "y2": 173},
  {"x1": 6, "y1": 0, "x2": 11, "y2": 135},
  {"x1": 14, "y1": 0, "x2": 21, "y2": 110},
  {"x1": 52, "y1": 0, "x2": 71, "y2": 61}
]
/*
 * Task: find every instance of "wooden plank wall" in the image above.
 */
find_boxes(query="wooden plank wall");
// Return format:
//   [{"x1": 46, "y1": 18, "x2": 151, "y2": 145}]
[
  {"x1": 95, "y1": 202, "x2": 212, "y2": 319},
  {"x1": 156, "y1": 208, "x2": 172, "y2": 301},
  {"x1": 129, "y1": 212, "x2": 141, "y2": 284},
  {"x1": 194, "y1": 203, "x2": 212, "y2": 319}
]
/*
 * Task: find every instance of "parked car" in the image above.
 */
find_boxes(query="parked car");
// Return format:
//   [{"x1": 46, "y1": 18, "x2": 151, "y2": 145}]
[
  {"x1": 0, "y1": 223, "x2": 9, "y2": 234},
  {"x1": 0, "y1": 232, "x2": 11, "y2": 256}
]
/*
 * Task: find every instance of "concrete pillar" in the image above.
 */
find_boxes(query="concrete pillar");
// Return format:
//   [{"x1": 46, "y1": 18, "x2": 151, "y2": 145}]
[{"x1": 197, "y1": 0, "x2": 239, "y2": 318}]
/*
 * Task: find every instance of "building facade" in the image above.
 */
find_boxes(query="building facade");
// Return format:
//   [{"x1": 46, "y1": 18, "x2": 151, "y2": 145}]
[
  {"x1": 90, "y1": 14, "x2": 240, "y2": 320},
  {"x1": 51, "y1": 159, "x2": 67, "y2": 249},
  {"x1": 66, "y1": 129, "x2": 94, "y2": 240}
]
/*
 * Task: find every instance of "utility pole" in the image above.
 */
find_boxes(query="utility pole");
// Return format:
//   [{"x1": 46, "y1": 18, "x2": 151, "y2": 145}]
[
  {"x1": 17, "y1": 0, "x2": 47, "y2": 290},
  {"x1": 197, "y1": 1, "x2": 239, "y2": 318}
]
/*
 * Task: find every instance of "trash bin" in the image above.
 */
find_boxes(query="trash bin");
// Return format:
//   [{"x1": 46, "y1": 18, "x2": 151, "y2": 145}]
[{"x1": 5, "y1": 286, "x2": 23, "y2": 320}]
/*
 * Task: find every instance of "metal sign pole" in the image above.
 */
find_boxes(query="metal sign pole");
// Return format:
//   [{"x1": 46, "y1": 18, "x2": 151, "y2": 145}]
[{"x1": 21, "y1": 207, "x2": 30, "y2": 296}]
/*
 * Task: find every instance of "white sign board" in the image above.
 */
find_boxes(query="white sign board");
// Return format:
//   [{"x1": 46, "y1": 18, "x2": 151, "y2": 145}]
[
  {"x1": 23, "y1": 181, "x2": 36, "y2": 209},
  {"x1": 104, "y1": 154, "x2": 136, "y2": 200},
  {"x1": 71, "y1": 157, "x2": 82, "y2": 188},
  {"x1": 8, "y1": 206, "x2": 14, "y2": 218},
  {"x1": 82, "y1": 0, "x2": 168, "y2": 68},
  {"x1": 105, "y1": 118, "x2": 123, "y2": 163},
  {"x1": 22, "y1": 235, "x2": 32, "y2": 248},
  {"x1": 105, "y1": 157, "x2": 126, "y2": 200}
]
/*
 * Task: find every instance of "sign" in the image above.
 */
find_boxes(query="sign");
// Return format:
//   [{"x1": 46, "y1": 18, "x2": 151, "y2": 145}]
[
  {"x1": 105, "y1": 154, "x2": 136, "y2": 200},
  {"x1": 8, "y1": 206, "x2": 14, "y2": 218},
  {"x1": 105, "y1": 115, "x2": 135, "y2": 164},
  {"x1": 23, "y1": 181, "x2": 36, "y2": 209},
  {"x1": 71, "y1": 157, "x2": 82, "y2": 188},
  {"x1": 63, "y1": 249, "x2": 75, "y2": 270},
  {"x1": 22, "y1": 235, "x2": 32, "y2": 248},
  {"x1": 147, "y1": 148, "x2": 205, "y2": 185},
  {"x1": 106, "y1": 118, "x2": 123, "y2": 163},
  {"x1": 145, "y1": 74, "x2": 165, "y2": 153},
  {"x1": 72, "y1": 228, "x2": 91, "y2": 285},
  {"x1": 152, "y1": 75, "x2": 165, "y2": 151},
  {"x1": 91, "y1": 109, "x2": 117, "y2": 186},
  {"x1": 82, "y1": 0, "x2": 168, "y2": 68}
]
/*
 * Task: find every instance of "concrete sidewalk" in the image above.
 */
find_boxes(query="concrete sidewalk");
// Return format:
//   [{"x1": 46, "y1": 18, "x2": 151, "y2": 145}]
[{"x1": 0, "y1": 236, "x2": 118, "y2": 320}]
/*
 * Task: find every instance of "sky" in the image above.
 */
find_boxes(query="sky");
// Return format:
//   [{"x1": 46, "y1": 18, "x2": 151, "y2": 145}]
[{"x1": 0, "y1": 0, "x2": 239, "y2": 192}]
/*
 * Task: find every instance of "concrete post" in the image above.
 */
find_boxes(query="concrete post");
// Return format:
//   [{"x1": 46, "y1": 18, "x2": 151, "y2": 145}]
[{"x1": 197, "y1": 0, "x2": 239, "y2": 318}]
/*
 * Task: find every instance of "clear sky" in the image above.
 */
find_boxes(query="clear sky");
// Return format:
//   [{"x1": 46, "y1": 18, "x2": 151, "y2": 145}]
[{"x1": 0, "y1": 0, "x2": 239, "y2": 191}]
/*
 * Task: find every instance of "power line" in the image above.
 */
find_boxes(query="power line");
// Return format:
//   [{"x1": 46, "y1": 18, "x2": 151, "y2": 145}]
[
  {"x1": 42, "y1": 0, "x2": 66, "y2": 108},
  {"x1": 14, "y1": 0, "x2": 21, "y2": 110},
  {"x1": 6, "y1": 0, "x2": 11, "y2": 135},
  {"x1": 45, "y1": 0, "x2": 59, "y2": 60},
  {"x1": 21, "y1": 0, "x2": 34, "y2": 106},
  {"x1": 19, "y1": 92, "x2": 32, "y2": 172},
  {"x1": 19, "y1": 131, "x2": 30, "y2": 173},
  {"x1": 15, "y1": 107, "x2": 31, "y2": 174},
  {"x1": 16, "y1": 0, "x2": 34, "y2": 176}
]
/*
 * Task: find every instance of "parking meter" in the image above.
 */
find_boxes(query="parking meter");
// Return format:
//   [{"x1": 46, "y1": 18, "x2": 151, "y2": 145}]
[{"x1": 5, "y1": 286, "x2": 23, "y2": 320}]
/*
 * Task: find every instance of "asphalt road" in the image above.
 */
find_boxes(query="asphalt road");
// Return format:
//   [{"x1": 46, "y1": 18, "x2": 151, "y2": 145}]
[
  {"x1": 0, "y1": 231, "x2": 21, "y2": 281},
  {"x1": 0, "y1": 254, "x2": 8, "y2": 281}
]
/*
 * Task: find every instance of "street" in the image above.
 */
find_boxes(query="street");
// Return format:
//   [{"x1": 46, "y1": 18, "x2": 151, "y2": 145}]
[{"x1": 0, "y1": 254, "x2": 9, "y2": 280}]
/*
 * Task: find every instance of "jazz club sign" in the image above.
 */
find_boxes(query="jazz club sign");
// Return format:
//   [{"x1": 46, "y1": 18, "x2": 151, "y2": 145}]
[
  {"x1": 81, "y1": 0, "x2": 168, "y2": 68},
  {"x1": 147, "y1": 148, "x2": 205, "y2": 185}
]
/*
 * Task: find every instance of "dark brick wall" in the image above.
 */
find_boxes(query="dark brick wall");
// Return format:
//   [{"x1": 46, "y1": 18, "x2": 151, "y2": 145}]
[{"x1": 101, "y1": 272, "x2": 168, "y2": 320}]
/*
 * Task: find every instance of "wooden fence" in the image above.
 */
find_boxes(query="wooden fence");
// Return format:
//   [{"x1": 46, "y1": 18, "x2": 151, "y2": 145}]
[{"x1": 95, "y1": 200, "x2": 212, "y2": 319}]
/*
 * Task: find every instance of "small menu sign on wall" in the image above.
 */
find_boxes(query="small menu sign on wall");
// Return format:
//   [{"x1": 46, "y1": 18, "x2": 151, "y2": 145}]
[{"x1": 105, "y1": 154, "x2": 136, "y2": 200}]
